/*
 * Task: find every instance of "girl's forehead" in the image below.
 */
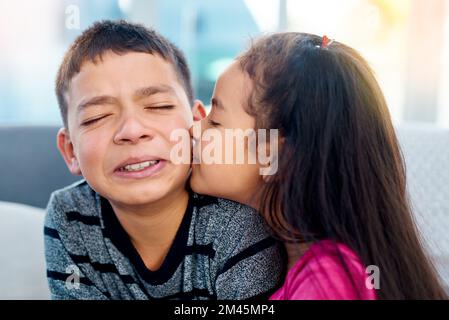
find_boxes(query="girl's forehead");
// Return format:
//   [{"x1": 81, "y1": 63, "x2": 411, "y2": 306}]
[
  {"x1": 219, "y1": 61, "x2": 243, "y2": 81},
  {"x1": 216, "y1": 62, "x2": 253, "y2": 95}
]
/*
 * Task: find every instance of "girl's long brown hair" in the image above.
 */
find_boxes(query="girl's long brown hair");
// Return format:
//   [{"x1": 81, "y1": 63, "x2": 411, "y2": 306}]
[{"x1": 239, "y1": 33, "x2": 447, "y2": 299}]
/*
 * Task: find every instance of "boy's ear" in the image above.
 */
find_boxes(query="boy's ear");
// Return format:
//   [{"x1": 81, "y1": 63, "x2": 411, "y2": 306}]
[
  {"x1": 56, "y1": 127, "x2": 82, "y2": 176},
  {"x1": 192, "y1": 100, "x2": 206, "y2": 121}
]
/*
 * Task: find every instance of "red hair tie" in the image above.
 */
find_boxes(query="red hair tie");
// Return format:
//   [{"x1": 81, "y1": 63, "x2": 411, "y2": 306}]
[
  {"x1": 322, "y1": 35, "x2": 330, "y2": 48},
  {"x1": 318, "y1": 35, "x2": 334, "y2": 49}
]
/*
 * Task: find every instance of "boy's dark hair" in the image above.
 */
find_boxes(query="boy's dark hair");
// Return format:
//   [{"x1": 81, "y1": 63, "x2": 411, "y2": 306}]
[{"x1": 56, "y1": 20, "x2": 194, "y2": 127}]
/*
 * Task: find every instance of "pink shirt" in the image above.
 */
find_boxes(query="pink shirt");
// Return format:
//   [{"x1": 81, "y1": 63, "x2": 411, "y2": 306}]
[{"x1": 270, "y1": 240, "x2": 377, "y2": 300}]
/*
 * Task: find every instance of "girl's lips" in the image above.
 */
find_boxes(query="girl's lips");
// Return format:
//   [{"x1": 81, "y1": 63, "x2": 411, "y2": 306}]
[{"x1": 112, "y1": 160, "x2": 167, "y2": 179}]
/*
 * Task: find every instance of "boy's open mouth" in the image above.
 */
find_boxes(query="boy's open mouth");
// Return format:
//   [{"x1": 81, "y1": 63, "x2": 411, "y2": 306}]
[
  {"x1": 117, "y1": 160, "x2": 161, "y2": 172},
  {"x1": 113, "y1": 157, "x2": 168, "y2": 179}
]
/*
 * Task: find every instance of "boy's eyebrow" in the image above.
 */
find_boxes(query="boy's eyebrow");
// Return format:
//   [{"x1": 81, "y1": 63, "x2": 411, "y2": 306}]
[
  {"x1": 134, "y1": 85, "x2": 176, "y2": 99},
  {"x1": 77, "y1": 95, "x2": 118, "y2": 113}
]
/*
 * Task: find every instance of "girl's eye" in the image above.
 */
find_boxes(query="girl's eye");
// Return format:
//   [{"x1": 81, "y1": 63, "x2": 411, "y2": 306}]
[
  {"x1": 81, "y1": 115, "x2": 108, "y2": 126},
  {"x1": 208, "y1": 118, "x2": 221, "y2": 127}
]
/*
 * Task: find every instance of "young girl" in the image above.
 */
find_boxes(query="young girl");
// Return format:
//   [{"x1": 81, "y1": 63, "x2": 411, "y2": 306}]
[{"x1": 190, "y1": 33, "x2": 448, "y2": 299}]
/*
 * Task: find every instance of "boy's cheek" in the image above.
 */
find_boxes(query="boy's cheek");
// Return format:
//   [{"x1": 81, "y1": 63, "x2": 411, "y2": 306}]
[
  {"x1": 166, "y1": 114, "x2": 191, "y2": 132},
  {"x1": 76, "y1": 141, "x2": 106, "y2": 173}
]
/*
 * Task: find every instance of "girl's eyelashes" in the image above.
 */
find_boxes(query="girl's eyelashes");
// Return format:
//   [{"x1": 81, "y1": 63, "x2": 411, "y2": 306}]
[{"x1": 208, "y1": 118, "x2": 221, "y2": 127}]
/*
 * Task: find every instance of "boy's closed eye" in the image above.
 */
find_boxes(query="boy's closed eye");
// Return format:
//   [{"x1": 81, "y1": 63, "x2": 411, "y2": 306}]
[
  {"x1": 80, "y1": 104, "x2": 176, "y2": 126},
  {"x1": 144, "y1": 104, "x2": 176, "y2": 110},
  {"x1": 81, "y1": 114, "x2": 112, "y2": 126}
]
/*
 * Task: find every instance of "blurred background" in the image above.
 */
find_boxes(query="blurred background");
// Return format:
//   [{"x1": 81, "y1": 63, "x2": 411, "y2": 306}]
[
  {"x1": 0, "y1": 0, "x2": 449, "y2": 299},
  {"x1": 0, "y1": 0, "x2": 448, "y2": 126}
]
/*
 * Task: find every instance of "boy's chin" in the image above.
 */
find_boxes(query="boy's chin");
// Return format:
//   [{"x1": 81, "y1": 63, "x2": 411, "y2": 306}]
[
  {"x1": 109, "y1": 188, "x2": 177, "y2": 207},
  {"x1": 97, "y1": 180, "x2": 183, "y2": 207}
]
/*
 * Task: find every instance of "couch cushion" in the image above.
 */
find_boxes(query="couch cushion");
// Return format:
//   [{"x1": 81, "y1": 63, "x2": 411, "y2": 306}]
[
  {"x1": 0, "y1": 201, "x2": 50, "y2": 299},
  {"x1": 397, "y1": 125, "x2": 449, "y2": 291},
  {"x1": 0, "y1": 126, "x2": 79, "y2": 208}
]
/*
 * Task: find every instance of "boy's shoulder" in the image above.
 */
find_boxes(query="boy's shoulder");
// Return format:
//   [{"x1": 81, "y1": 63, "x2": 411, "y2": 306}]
[
  {"x1": 46, "y1": 184, "x2": 272, "y2": 250},
  {"x1": 192, "y1": 192, "x2": 260, "y2": 225},
  {"x1": 49, "y1": 179, "x2": 97, "y2": 207},
  {"x1": 46, "y1": 179, "x2": 100, "y2": 225},
  {"x1": 192, "y1": 192, "x2": 254, "y2": 216},
  {"x1": 191, "y1": 193, "x2": 270, "y2": 244}
]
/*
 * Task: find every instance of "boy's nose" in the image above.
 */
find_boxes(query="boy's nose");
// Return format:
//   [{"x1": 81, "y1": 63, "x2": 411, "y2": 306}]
[{"x1": 114, "y1": 116, "x2": 154, "y2": 145}]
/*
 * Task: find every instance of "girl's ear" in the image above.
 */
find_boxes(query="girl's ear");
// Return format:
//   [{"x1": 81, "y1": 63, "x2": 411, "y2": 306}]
[
  {"x1": 192, "y1": 100, "x2": 207, "y2": 121},
  {"x1": 56, "y1": 127, "x2": 82, "y2": 176}
]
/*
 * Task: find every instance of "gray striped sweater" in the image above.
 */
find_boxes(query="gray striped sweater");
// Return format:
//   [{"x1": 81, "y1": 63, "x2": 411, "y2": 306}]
[{"x1": 44, "y1": 180, "x2": 285, "y2": 300}]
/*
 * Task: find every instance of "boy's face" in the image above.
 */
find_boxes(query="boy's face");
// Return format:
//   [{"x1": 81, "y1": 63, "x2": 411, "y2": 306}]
[{"x1": 58, "y1": 51, "x2": 202, "y2": 207}]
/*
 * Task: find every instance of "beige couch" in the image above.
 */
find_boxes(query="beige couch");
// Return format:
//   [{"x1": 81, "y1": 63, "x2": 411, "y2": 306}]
[{"x1": 0, "y1": 201, "x2": 49, "y2": 299}]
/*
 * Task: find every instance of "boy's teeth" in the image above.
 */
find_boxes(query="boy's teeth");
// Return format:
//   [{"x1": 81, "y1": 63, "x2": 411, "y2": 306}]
[{"x1": 123, "y1": 160, "x2": 159, "y2": 172}]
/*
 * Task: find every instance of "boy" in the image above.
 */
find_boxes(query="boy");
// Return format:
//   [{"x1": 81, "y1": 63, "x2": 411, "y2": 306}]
[{"x1": 44, "y1": 20, "x2": 284, "y2": 299}]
